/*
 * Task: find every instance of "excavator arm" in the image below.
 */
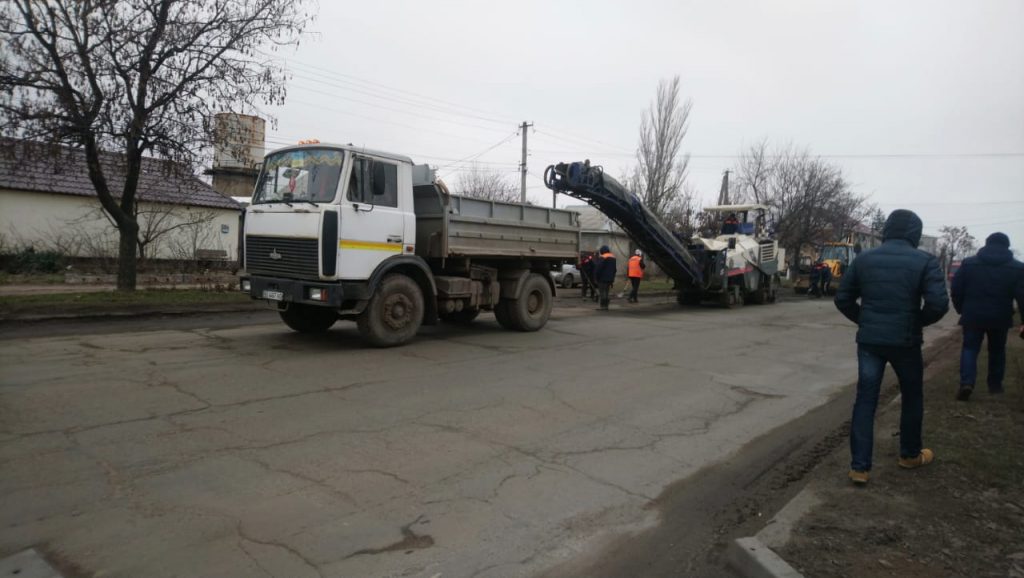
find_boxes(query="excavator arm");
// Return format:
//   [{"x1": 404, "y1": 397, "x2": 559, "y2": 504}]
[{"x1": 544, "y1": 161, "x2": 703, "y2": 286}]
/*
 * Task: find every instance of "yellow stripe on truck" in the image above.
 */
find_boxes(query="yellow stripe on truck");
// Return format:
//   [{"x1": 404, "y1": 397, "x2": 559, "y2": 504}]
[{"x1": 339, "y1": 240, "x2": 403, "y2": 252}]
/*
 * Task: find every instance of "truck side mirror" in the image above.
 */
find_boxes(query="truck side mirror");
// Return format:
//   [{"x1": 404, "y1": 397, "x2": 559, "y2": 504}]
[{"x1": 728, "y1": 238, "x2": 737, "y2": 249}]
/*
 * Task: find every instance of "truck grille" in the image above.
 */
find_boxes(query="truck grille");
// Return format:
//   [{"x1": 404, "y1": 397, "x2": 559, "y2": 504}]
[
  {"x1": 246, "y1": 236, "x2": 319, "y2": 279},
  {"x1": 759, "y1": 243, "x2": 776, "y2": 262}
]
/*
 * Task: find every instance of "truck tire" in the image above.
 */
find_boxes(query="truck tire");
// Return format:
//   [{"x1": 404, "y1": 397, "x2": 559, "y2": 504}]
[
  {"x1": 561, "y1": 274, "x2": 574, "y2": 289},
  {"x1": 279, "y1": 304, "x2": 337, "y2": 333},
  {"x1": 441, "y1": 308, "x2": 480, "y2": 325},
  {"x1": 492, "y1": 301, "x2": 515, "y2": 329},
  {"x1": 504, "y1": 273, "x2": 552, "y2": 331},
  {"x1": 357, "y1": 274, "x2": 424, "y2": 347}
]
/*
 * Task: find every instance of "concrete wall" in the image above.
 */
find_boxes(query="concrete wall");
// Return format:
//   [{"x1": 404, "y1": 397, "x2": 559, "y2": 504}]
[{"x1": 0, "y1": 189, "x2": 239, "y2": 260}]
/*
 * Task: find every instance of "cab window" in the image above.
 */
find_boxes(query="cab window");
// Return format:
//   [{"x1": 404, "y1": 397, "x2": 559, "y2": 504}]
[{"x1": 347, "y1": 158, "x2": 398, "y2": 208}]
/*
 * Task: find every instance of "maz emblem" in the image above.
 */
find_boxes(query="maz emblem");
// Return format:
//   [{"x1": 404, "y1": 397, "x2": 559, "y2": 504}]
[{"x1": 269, "y1": 249, "x2": 283, "y2": 261}]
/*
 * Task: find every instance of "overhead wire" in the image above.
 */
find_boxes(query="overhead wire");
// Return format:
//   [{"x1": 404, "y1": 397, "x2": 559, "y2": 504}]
[{"x1": 258, "y1": 50, "x2": 519, "y2": 126}]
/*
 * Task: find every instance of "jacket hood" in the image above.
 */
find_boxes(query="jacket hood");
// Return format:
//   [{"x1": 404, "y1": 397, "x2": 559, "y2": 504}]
[
  {"x1": 882, "y1": 209, "x2": 923, "y2": 247},
  {"x1": 978, "y1": 232, "x2": 1012, "y2": 265}
]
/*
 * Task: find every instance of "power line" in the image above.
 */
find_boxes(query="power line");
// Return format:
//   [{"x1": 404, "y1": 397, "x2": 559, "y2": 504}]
[
  {"x1": 259, "y1": 50, "x2": 519, "y2": 125},
  {"x1": 274, "y1": 98, "x2": 503, "y2": 146},
  {"x1": 530, "y1": 147, "x2": 1024, "y2": 160},
  {"x1": 288, "y1": 80, "x2": 512, "y2": 135},
  {"x1": 438, "y1": 132, "x2": 521, "y2": 178},
  {"x1": 876, "y1": 200, "x2": 1024, "y2": 206}
]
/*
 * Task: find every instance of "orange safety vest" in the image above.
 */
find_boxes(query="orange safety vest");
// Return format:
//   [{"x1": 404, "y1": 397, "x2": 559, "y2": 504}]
[{"x1": 628, "y1": 255, "x2": 644, "y2": 278}]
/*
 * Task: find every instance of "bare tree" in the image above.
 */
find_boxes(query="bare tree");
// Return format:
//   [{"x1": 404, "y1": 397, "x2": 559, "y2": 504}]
[
  {"x1": 452, "y1": 164, "x2": 520, "y2": 203},
  {"x1": 938, "y1": 225, "x2": 976, "y2": 275},
  {"x1": 733, "y1": 141, "x2": 869, "y2": 273},
  {"x1": 629, "y1": 76, "x2": 693, "y2": 222},
  {"x1": 0, "y1": 0, "x2": 312, "y2": 290},
  {"x1": 869, "y1": 207, "x2": 887, "y2": 232}
]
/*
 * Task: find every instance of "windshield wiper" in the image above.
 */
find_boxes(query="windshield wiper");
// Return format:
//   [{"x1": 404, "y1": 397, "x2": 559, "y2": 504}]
[{"x1": 296, "y1": 199, "x2": 319, "y2": 207}]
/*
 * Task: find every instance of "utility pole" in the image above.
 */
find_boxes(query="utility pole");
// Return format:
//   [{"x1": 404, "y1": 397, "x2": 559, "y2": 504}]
[
  {"x1": 718, "y1": 169, "x2": 731, "y2": 205},
  {"x1": 519, "y1": 121, "x2": 533, "y2": 204}
]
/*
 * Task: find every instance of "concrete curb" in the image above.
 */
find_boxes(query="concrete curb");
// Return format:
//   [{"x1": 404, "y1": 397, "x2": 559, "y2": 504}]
[
  {"x1": 727, "y1": 487, "x2": 821, "y2": 578},
  {"x1": 0, "y1": 549, "x2": 64, "y2": 578}
]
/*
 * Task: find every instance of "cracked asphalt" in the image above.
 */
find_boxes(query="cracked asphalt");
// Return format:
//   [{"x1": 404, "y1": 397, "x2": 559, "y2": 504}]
[{"x1": 0, "y1": 296, "x2": 954, "y2": 577}]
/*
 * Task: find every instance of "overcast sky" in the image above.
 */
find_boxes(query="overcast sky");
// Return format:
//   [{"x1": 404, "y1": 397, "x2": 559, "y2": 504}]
[{"x1": 260, "y1": 0, "x2": 1024, "y2": 250}]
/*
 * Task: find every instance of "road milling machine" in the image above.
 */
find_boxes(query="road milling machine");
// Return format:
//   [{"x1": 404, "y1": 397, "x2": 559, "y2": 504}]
[{"x1": 544, "y1": 161, "x2": 784, "y2": 307}]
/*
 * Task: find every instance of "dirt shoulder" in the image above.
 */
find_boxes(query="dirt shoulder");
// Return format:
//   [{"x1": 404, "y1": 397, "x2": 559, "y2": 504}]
[{"x1": 778, "y1": 332, "x2": 1024, "y2": 578}]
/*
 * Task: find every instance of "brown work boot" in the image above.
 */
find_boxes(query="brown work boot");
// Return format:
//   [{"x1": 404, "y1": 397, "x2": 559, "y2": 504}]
[
  {"x1": 848, "y1": 470, "x2": 870, "y2": 485},
  {"x1": 956, "y1": 385, "x2": 973, "y2": 401},
  {"x1": 898, "y1": 448, "x2": 935, "y2": 469}
]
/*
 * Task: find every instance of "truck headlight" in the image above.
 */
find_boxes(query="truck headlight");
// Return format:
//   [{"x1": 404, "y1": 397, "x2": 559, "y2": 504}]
[
  {"x1": 241, "y1": 279, "x2": 251, "y2": 292},
  {"x1": 309, "y1": 288, "x2": 327, "y2": 301}
]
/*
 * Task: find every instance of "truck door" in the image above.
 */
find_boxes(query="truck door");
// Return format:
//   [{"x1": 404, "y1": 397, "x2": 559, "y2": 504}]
[{"x1": 338, "y1": 156, "x2": 407, "y2": 279}]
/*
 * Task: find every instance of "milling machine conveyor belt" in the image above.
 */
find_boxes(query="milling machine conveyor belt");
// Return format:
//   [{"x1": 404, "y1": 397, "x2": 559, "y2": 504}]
[{"x1": 544, "y1": 161, "x2": 703, "y2": 286}]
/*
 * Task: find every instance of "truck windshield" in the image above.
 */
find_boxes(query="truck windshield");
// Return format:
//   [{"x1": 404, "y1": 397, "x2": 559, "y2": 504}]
[{"x1": 253, "y1": 148, "x2": 344, "y2": 204}]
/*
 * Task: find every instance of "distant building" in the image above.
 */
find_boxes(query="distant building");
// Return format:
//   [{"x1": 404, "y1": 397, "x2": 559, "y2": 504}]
[{"x1": 0, "y1": 139, "x2": 242, "y2": 262}]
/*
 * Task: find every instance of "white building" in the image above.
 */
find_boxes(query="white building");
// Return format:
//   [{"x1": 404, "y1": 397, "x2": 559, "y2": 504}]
[{"x1": 0, "y1": 140, "x2": 242, "y2": 263}]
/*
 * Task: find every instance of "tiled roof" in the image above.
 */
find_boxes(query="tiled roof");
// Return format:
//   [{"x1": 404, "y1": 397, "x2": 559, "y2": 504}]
[{"x1": 0, "y1": 139, "x2": 241, "y2": 211}]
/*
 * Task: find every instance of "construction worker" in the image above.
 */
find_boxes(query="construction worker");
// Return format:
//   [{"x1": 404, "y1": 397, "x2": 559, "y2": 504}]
[
  {"x1": 722, "y1": 212, "x2": 739, "y2": 235},
  {"x1": 627, "y1": 249, "x2": 646, "y2": 303},
  {"x1": 808, "y1": 261, "x2": 822, "y2": 298},
  {"x1": 820, "y1": 261, "x2": 834, "y2": 295},
  {"x1": 579, "y1": 252, "x2": 596, "y2": 301},
  {"x1": 593, "y1": 245, "x2": 616, "y2": 310}
]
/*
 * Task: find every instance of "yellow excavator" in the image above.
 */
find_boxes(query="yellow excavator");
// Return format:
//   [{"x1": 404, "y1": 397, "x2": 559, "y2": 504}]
[{"x1": 794, "y1": 240, "x2": 860, "y2": 294}]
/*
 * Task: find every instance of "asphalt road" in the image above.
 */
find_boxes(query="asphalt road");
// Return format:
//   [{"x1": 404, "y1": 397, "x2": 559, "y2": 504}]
[{"x1": 0, "y1": 296, "x2": 954, "y2": 577}]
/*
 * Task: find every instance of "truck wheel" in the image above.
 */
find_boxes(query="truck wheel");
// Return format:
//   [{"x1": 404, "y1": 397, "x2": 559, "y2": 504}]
[
  {"x1": 279, "y1": 304, "x2": 337, "y2": 333},
  {"x1": 492, "y1": 301, "x2": 515, "y2": 329},
  {"x1": 357, "y1": 274, "x2": 424, "y2": 347},
  {"x1": 561, "y1": 274, "x2": 574, "y2": 289},
  {"x1": 505, "y1": 273, "x2": 553, "y2": 331},
  {"x1": 441, "y1": 308, "x2": 480, "y2": 325}
]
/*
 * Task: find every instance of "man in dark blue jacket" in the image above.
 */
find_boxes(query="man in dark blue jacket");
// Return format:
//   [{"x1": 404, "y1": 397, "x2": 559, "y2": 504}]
[
  {"x1": 592, "y1": 245, "x2": 617, "y2": 311},
  {"x1": 950, "y1": 232, "x2": 1024, "y2": 401},
  {"x1": 834, "y1": 209, "x2": 949, "y2": 485}
]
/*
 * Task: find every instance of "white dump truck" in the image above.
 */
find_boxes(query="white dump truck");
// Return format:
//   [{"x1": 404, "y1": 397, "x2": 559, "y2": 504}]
[{"x1": 240, "y1": 143, "x2": 580, "y2": 347}]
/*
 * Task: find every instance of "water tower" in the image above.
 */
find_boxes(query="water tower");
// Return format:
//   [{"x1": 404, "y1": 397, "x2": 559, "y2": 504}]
[{"x1": 207, "y1": 113, "x2": 265, "y2": 198}]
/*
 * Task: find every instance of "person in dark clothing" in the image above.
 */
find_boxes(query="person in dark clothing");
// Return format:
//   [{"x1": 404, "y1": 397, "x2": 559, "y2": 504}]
[
  {"x1": 592, "y1": 245, "x2": 617, "y2": 311},
  {"x1": 820, "y1": 262, "x2": 833, "y2": 295},
  {"x1": 808, "y1": 262, "x2": 822, "y2": 298},
  {"x1": 579, "y1": 253, "x2": 596, "y2": 300},
  {"x1": 834, "y1": 209, "x2": 949, "y2": 485},
  {"x1": 950, "y1": 232, "x2": 1024, "y2": 400},
  {"x1": 721, "y1": 212, "x2": 739, "y2": 235}
]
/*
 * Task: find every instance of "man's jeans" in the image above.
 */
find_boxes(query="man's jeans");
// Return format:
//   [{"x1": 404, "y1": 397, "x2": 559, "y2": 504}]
[
  {"x1": 850, "y1": 344, "x2": 924, "y2": 472},
  {"x1": 960, "y1": 327, "x2": 1008, "y2": 390}
]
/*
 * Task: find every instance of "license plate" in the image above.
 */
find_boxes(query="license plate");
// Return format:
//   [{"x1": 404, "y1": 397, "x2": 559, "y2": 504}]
[{"x1": 262, "y1": 290, "x2": 284, "y2": 301}]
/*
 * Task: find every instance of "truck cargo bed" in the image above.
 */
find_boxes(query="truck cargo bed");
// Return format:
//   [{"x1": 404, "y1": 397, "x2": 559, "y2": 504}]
[{"x1": 413, "y1": 186, "x2": 579, "y2": 260}]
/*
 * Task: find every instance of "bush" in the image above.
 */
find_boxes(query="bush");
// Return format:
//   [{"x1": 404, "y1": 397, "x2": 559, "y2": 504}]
[{"x1": 1, "y1": 247, "x2": 66, "y2": 274}]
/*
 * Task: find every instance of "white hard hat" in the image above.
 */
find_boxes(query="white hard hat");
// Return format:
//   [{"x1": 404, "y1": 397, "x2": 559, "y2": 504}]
[{"x1": 635, "y1": 249, "x2": 642, "y2": 256}]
